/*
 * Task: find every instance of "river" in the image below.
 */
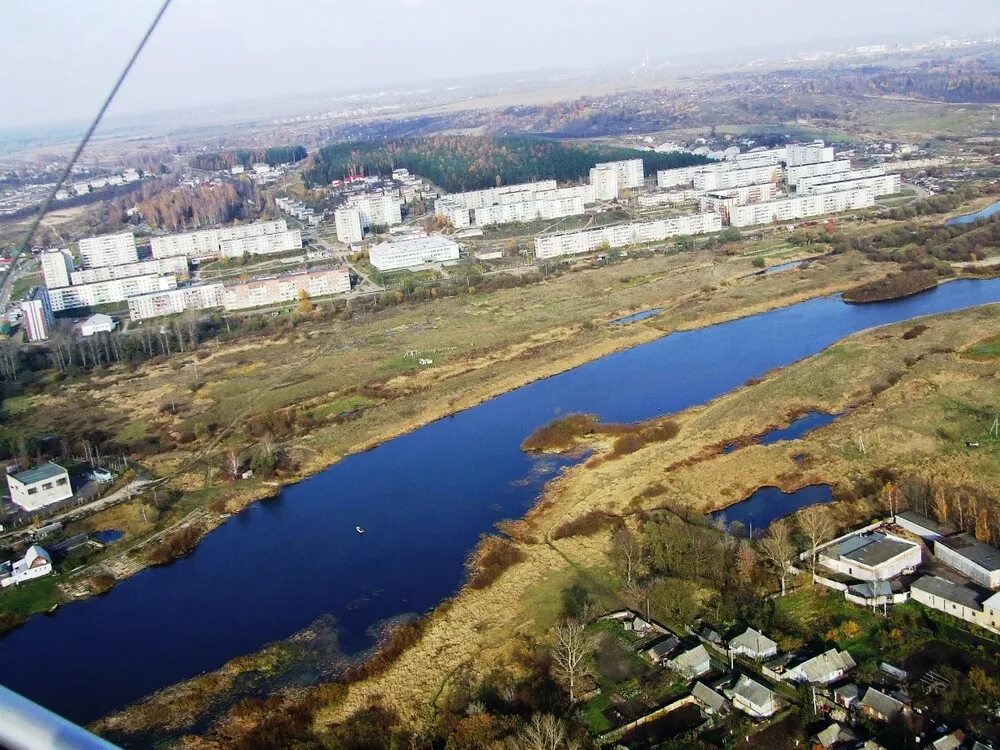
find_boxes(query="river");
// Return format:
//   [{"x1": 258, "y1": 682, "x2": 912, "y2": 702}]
[
  {"x1": 946, "y1": 199, "x2": 1000, "y2": 225},
  {"x1": 1, "y1": 278, "x2": 998, "y2": 725}
]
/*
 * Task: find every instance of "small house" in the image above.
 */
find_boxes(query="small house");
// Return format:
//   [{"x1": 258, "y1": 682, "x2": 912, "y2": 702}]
[
  {"x1": 832, "y1": 683, "x2": 859, "y2": 709},
  {"x1": 786, "y1": 649, "x2": 856, "y2": 685},
  {"x1": 812, "y1": 723, "x2": 856, "y2": 750},
  {"x1": 931, "y1": 731, "x2": 965, "y2": 750},
  {"x1": 645, "y1": 635, "x2": 680, "y2": 664},
  {"x1": 728, "y1": 627, "x2": 778, "y2": 660},
  {"x1": 0, "y1": 545, "x2": 53, "y2": 588},
  {"x1": 6, "y1": 462, "x2": 72, "y2": 511},
  {"x1": 858, "y1": 687, "x2": 908, "y2": 722},
  {"x1": 691, "y1": 681, "x2": 729, "y2": 716},
  {"x1": 732, "y1": 675, "x2": 777, "y2": 718},
  {"x1": 934, "y1": 534, "x2": 1000, "y2": 589},
  {"x1": 894, "y1": 511, "x2": 955, "y2": 540},
  {"x1": 668, "y1": 644, "x2": 711, "y2": 679}
]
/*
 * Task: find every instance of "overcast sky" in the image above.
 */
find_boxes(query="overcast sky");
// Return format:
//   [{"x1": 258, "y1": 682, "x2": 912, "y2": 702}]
[{"x1": 2, "y1": 0, "x2": 998, "y2": 129}]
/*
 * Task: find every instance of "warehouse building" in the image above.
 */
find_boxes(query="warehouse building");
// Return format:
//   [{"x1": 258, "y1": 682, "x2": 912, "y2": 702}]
[
  {"x1": 219, "y1": 229, "x2": 303, "y2": 258},
  {"x1": 910, "y1": 576, "x2": 1000, "y2": 634},
  {"x1": 49, "y1": 274, "x2": 178, "y2": 312},
  {"x1": 222, "y1": 267, "x2": 351, "y2": 311},
  {"x1": 369, "y1": 235, "x2": 461, "y2": 271},
  {"x1": 127, "y1": 283, "x2": 224, "y2": 321},
  {"x1": 728, "y1": 188, "x2": 875, "y2": 227},
  {"x1": 150, "y1": 220, "x2": 288, "y2": 259},
  {"x1": 71, "y1": 256, "x2": 189, "y2": 285},
  {"x1": 78, "y1": 232, "x2": 139, "y2": 268},
  {"x1": 534, "y1": 212, "x2": 721, "y2": 260},
  {"x1": 819, "y1": 531, "x2": 921, "y2": 581},
  {"x1": 935, "y1": 534, "x2": 1000, "y2": 589}
]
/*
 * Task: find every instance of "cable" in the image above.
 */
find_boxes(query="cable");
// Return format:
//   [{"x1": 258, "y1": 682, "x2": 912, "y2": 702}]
[{"x1": 13, "y1": 0, "x2": 173, "y2": 256}]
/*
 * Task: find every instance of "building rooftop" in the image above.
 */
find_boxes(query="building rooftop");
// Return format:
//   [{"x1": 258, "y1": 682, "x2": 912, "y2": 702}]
[
  {"x1": 860, "y1": 687, "x2": 905, "y2": 718},
  {"x1": 729, "y1": 627, "x2": 778, "y2": 654},
  {"x1": 911, "y1": 575, "x2": 984, "y2": 611},
  {"x1": 836, "y1": 532, "x2": 916, "y2": 568},
  {"x1": 733, "y1": 675, "x2": 774, "y2": 708},
  {"x1": 9, "y1": 461, "x2": 67, "y2": 486},
  {"x1": 83, "y1": 313, "x2": 114, "y2": 326},
  {"x1": 937, "y1": 533, "x2": 1000, "y2": 572},
  {"x1": 896, "y1": 510, "x2": 955, "y2": 536},
  {"x1": 670, "y1": 644, "x2": 709, "y2": 671},
  {"x1": 849, "y1": 580, "x2": 893, "y2": 598},
  {"x1": 790, "y1": 649, "x2": 856, "y2": 683},
  {"x1": 692, "y1": 681, "x2": 727, "y2": 713}
]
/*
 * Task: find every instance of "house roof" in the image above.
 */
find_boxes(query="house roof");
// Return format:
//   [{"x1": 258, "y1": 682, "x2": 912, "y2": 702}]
[
  {"x1": 838, "y1": 532, "x2": 915, "y2": 567},
  {"x1": 912, "y1": 575, "x2": 984, "y2": 611},
  {"x1": 833, "y1": 683, "x2": 859, "y2": 701},
  {"x1": 83, "y1": 313, "x2": 114, "y2": 326},
  {"x1": 791, "y1": 649, "x2": 856, "y2": 683},
  {"x1": 937, "y1": 533, "x2": 1000, "y2": 572},
  {"x1": 10, "y1": 461, "x2": 67, "y2": 486},
  {"x1": 849, "y1": 580, "x2": 893, "y2": 598},
  {"x1": 815, "y1": 723, "x2": 855, "y2": 749},
  {"x1": 895, "y1": 510, "x2": 954, "y2": 535},
  {"x1": 692, "y1": 681, "x2": 727, "y2": 712},
  {"x1": 859, "y1": 687, "x2": 904, "y2": 717},
  {"x1": 671, "y1": 644, "x2": 709, "y2": 670},
  {"x1": 733, "y1": 675, "x2": 774, "y2": 708},
  {"x1": 729, "y1": 627, "x2": 777, "y2": 654},
  {"x1": 647, "y1": 635, "x2": 680, "y2": 660},
  {"x1": 932, "y1": 731, "x2": 965, "y2": 750}
]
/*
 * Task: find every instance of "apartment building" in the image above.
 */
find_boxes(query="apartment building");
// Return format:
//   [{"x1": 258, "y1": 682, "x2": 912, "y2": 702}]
[
  {"x1": 533, "y1": 212, "x2": 722, "y2": 260},
  {"x1": 127, "y1": 283, "x2": 224, "y2": 321},
  {"x1": 40, "y1": 248, "x2": 75, "y2": 289},
  {"x1": 592, "y1": 158, "x2": 644, "y2": 189},
  {"x1": 150, "y1": 220, "x2": 288, "y2": 259},
  {"x1": 436, "y1": 182, "x2": 594, "y2": 229},
  {"x1": 49, "y1": 274, "x2": 177, "y2": 312},
  {"x1": 699, "y1": 183, "x2": 779, "y2": 222},
  {"x1": 435, "y1": 181, "x2": 558, "y2": 213},
  {"x1": 728, "y1": 148, "x2": 787, "y2": 167},
  {"x1": 19, "y1": 288, "x2": 53, "y2": 342},
  {"x1": 796, "y1": 167, "x2": 891, "y2": 191},
  {"x1": 368, "y1": 235, "x2": 461, "y2": 271},
  {"x1": 472, "y1": 194, "x2": 585, "y2": 226},
  {"x1": 78, "y1": 232, "x2": 139, "y2": 269},
  {"x1": 694, "y1": 164, "x2": 781, "y2": 191},
  {"x1": 785, "y1": 160, "x2": 852, "y2": 187},
  {"x1": 220, "y1": 229, "x2": 303, "y2": 258},
  {"x1": 637, "y1": 189, "x2": 700, "y2": 208},
  {"x1": 71, "y1": 256, "x2": 189, "y2": 285},
  {"x1": 334, "y1": 207, "x2": 365, "y2": 244},
  {"x1": 589, "y1": 166, "x2": 620, "y2": 200},
  {"x1": 728, "y1": 188, "x2": 875, "y2": 227},
  {"x1": 222, "y1": 267, "x2": 351, "y2": 311},
  {"x1": 349, "y1": 193, "x2": 402, "y2": 228},
  {"x1": 798, "y1": 173, "x2": 901, "y2": 197},
  {"x1": 785, "y1": 141, "x2": 835, "y2": 167}
]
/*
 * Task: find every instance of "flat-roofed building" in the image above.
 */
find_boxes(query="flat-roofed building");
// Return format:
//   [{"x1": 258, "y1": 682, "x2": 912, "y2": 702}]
[
  {"x1": 150, "y1": 220, "x2": 288, "y2": 259},
  {"x1": 19, "y1": 288, "x2": 53, "y2": 342},
  {"x1": 656, "y1": 165, "x2": 709, "y2": 189},
  {"x1": 785, "y1": 160, "x2": 852, "y2": 187},
  {"x1": 637, "y1": 189, "x2": 699, "y2": 208},
  {"x1": 589, "y1": 166, "x2": 620, "y2": 200},
  {"x1": 71, "y1": 256, "x2": 189, "y2": 285},
  {"x1": 796, "y1": 167, "x2": 891, "y2": 190},
  {"x1": 49, "y1": 274, "x2": 177, "y2": 312},
  {"x1": 935, "y1": 533, "x2": 1000, "y2": 589},
  {"x1": 472, "y1": 194, "x2": 586, "y2": 226},
  {"x1": 80, "y1": 313, "x2": 116, "y2": 337},
  {"x1": 348, "y1": 193, "x2": 402, "y2": 228},
  {"x1": 220, "y1": 230, "x2": 302, "y2": 258},
  {"x1": 728, "y1": 148, "x2": 787, "y2": 167},
  {"x1": 335, "y1": 207, "x2": 364, "y2": 244},
  {"x1": 222, "y1": 267, "x2": 351, "y2": 311},
  {"x1": 534, "y1": 212, "x2": 721, "y2": 260},
  {"x1": 699, "y1": 183, "x2": 779, "y2": 223},
  {"x1": 127, "y1": 283, "x2": 224, "y2": 321},
  {"x1": 729, "y1": 189, "x2": 874, "y2": 227},
  {"x1": 819, "y1": 531, "x2": 921, "y2": 581},
  {"x1": 78, "y1": 232, "x2": 139, "y2": 268},
  {"x1": 6, "y1": 462, "x2": 72, "y2": 511},
  {"x1": 910, "y1": 575, "x2": 1000, "y2": 634},
  {"x1": 694, "y1": 164, "x2": 781, "y2": 191},
  {"x1": 369, "y1": 235, "x2": 461, "y2": 271},
  {"x1": 40, "y1": 248, "x2": 75, "y2": 289},
  {"x1": 894, "y1": 511, "x2": 956, "y2": 540},
  {"x1": 799, "y1": 174, "x2": 901, "y2": 197},
  {"x1": 592, "y1": 158, "x2": 644, "y2": 189},
  {"x1": 785, "y1": 141, "x2": 835, "y2": 167}
]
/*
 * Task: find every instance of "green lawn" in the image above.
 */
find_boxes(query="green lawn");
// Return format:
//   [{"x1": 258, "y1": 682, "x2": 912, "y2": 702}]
[
  {"x1": 965, "y1": 334, "x2": 1000, "y2": 360},
  {"x1": 307, "y1": 395, "x2": 375, "y2": 420},
  {"x1": 0, "y1": 576, "x2": 62, "y2": 620}
]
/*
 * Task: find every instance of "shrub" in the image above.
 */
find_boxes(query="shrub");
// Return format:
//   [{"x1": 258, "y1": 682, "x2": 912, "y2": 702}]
[
  {"x1": 522, "y1": 414, "x2": 599, "y2": 452},
  {"x1": 551, "y1": 510, "x2": 618, "y2": 540},
  {"x1": 465, "y1": 535, "x2": 526, "y2": 589}
]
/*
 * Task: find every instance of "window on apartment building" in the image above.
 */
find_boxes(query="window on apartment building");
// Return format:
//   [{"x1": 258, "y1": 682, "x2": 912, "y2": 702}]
[
  {"x1": 27, "y1": 488, "x2": 37, "y2": 495},
  {"x1": 56, "y1": 477, "x2": 68, "y2": 485},
  {"x1": 42, "y1": 482, "x2": 52, "y2": 490}
]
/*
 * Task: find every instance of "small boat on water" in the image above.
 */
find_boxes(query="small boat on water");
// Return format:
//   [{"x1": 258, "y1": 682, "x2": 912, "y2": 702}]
[{"x1": 356, "y1": 526, "x2": 365, "y2": 535}]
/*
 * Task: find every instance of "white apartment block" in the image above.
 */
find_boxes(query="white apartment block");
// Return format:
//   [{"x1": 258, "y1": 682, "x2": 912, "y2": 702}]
[
  {"x1": 796, "y1": 167, "x2": 891, "y2": 190},
  {"x1": 19, "y1": 288, "x2": 53, "y2": 342},
  {"x1": 472, "y1": 195, "x2": 585, "y2": 226},
  {"x1": 694, "y1": 164, "x2": 781, "y2": 191},
  {"x1": 127, "y1": 284, "x2": 224, "y2": 321},
  {"x1": 785, "y1": 160, "x2": 852, "y2": 187},
  {"x1": 799, "y1": 174, "x2": 901, "y2": 197},
  {"x1": 436, "y1": 182, "x2": 594, "y2": 229},
  {"x1": 637, "y1": 189, "x2": 700, "y2": 208},
  {"x1": 592, "y1": 159, "x2": 644, "y2": 189},
  {"x1": 78, "y1": 232, "x2": 139, "y2": 269},
  {"x1": 728, "y1": 188, "x2": 875, "y2": 227},
  {"x1": 222, "y1": 267, "x2": 351, "y2": 311},
  {"x1": 435, "y1": 181, "x2": 558, "y2": 213},
  {"x1": 785, "y1": 141, "x2": 835, "y2": 167},
  {"x1": 656, "y1": 165, "x2": 709, "y2": 189},
  {"x1": 589, "y1": 166, "x2": 620, "y2": 200},
  {"x1": 533, "y1": 212, "x2": 722, "y2": 260},
  {"x1": 699, "y1": 183, "x2": 779, "y2": 223},
  {"x1": 49, "y1": 274, "x2": 177, "y2": 312},
  {"x1": 369, "y1": 235, "x2": 461, "y2": 271},
  {"x1": 335, "y1": 207, "x2": 365, "y2": 244},
  {"x1": 348, "y1": 193, "x2": 402, "y2": 228},
  {"x1": 220, "y1": 230, "x2": 303, "y2": 258},
  {"x1": 71, "y1": 256, "x2": 189, "y2": 285},
  {"x1": 40, "y1": 248, "x2": 75, "y2": 289},
  {"x1": 150, "y1": 220, "x2": 288, "y2": 259},
  {"x1": 728, "y1": 148, "x2": 787, "y2": 167}
]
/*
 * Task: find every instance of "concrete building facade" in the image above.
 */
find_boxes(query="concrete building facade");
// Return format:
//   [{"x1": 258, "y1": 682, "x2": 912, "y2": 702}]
[
  {"x1": 78, "y1": 232, "x2": 139, "y2": 269},
  {"x1": 7, "y1": 462, "x2": 72, "y2": 511},
  {"x1": 219, "y1": 230, "x2": 303, "y2": 258},
  {"x1": 127, "y1": 283, "x2": 225, "y2": 321},
  {"x1": 589, "y1": 166, "x2": 620, "y2": 200},
  {"x1": 19, "y1": 288, "x2": 54, "y2": 342},
  {"x1": 534, "y1": 212, "x2": 722, "y2": 260},
  {"x1": 49, "y1": 274, "x2": 177, "y2": 312},
  {"x1": 40, "y1": 248, "x2": 75, "y2": 289},
  {"x1": 785, "y1": 160, "x2": 852, "y2": 187},
  {"x1": 150, "y1": 220, "x2": 288, "y2": 259},
  {"x1": 935, "y1": 534, "x2": 1000, "y2": 589},
  {"x1": 222, "y1": 267, "x2": 351, "y2": 311},
  {"x1": 694, "y1": 165, "x2": 781, "y2": 191},
  {"x1": 785, "y1": 141, "x2": 835, "y2": 167},
  {"x1": 334, "y1": 207, "x2": 365, "y2": 244},
  {"x1": 70, "y1": 256, "x2": 189, "y2": 285},
  {"x1": 728, "y1": 189, "x2": 875, "y2": 227},
  {"x1": 369, "y1": 235, "x2": 461, "y2": 271},
  {"x1": 798, "y1": 173, "x2": 901, "y2": 197}
]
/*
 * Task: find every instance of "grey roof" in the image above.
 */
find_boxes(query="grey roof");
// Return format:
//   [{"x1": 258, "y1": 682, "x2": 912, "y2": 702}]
[
  {"x1": 692, "y1": 681, "x2": 727, "y2": 712},
  {"x1": 895, "y1": 510, "x2": 953, "y2": 535},
  {"x1": 733, "y1": 675, "x2": 774, "y2": 708},
  {"x1": 849, "y1": 580, "x2": 893, "y2": 598},
  {"x1": 671, "y1": 644, "x2": 710, "y2": 671},
  {"x1": 815, "y1": 723, "x2": 855, "y2": 749},
  {"x1": 83, "y1": 313, "x2": 114, "y2": 326},
  {"x1": 859, "y1": 687, "x2": 904, "y2": 718},
  {"x1": 647, "y1": 635, "x2": 680, "y2": 660},
  {"x1": 912, "y1": 575, "x2": 984, "y2": 611},
  {"x1": 937, "y1": 533, "x2": 1000, "y2": 572},
  {"x1": 834, "y1": 683, "x2": 859, "y2": 701},
  {"x1": 838, "y1": 533, "x2": 915, "y2": 567},
  {"x1": 729, "y1": 627, "x2": 778, "y2": 654},
  {"x1": 790, "y1": 649, "x2": 856, "y2": 683},
  {"x1": 9, "y1": 461, "x2": 68, "y2": 486}
]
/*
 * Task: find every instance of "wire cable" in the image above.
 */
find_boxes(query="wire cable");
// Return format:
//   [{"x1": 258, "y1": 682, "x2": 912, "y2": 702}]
[{"x1": 14, "y1": 0, "x2": 173, "y2": 256}]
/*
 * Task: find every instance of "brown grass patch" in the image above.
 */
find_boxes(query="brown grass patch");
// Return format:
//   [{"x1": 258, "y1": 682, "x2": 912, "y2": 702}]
[
  {"x1": 464, "y1": 535, "x2": 527, "y2": 589},
  {"x1": 550, "y1": 510, "x2": 620, "y2": 540},
  {"x1": 145, "y1": 525, "x2": 203, "y2": 566}
]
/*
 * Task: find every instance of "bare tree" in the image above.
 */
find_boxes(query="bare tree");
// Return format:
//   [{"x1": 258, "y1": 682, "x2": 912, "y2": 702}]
[
  {"x1": 551, "y1": 620, "x2": 590, "y2": 704},
  {"x1": 0, "y1": 335, "x2": 22, "y2": 381},
  {"x1": 507, "y1": 714, "x2": 580, "y2": 750},
  {"x1": 224, "y1": 449, "x2": 241, "y2": 481},
  {"x1": 613, "y1": 526, "x2": 643, "y2": 586},
  {"x1": 798, "y1": 505, "x2": 836, "y2": 583},
  {"x1": 181, "y1": 309, "x2": 200, "y2": 349},
  {"x1": 758, "y1": 519, "x2": 794, "y2": 597}
]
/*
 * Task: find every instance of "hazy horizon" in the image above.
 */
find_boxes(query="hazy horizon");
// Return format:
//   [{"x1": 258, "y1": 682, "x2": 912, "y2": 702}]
[{"x1": 1, "y1": 0, "x2": 999, "y2": 131}]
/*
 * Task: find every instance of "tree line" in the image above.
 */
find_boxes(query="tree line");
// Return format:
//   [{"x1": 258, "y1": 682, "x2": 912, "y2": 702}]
[{"x1": 191, "y1": 145, "x2": 307, "y2": 172}]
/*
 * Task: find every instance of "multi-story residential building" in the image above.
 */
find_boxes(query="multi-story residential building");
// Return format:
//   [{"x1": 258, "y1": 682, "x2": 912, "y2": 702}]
[
  {"x1": 49, "y1": 274, "x2": 177, "y2": 312},
  {"x1": 219, "y1": 230, "x2": 303, "y2": 258},
  {"x1": 699, "y1": 183, "x2": 779, "y2": 223},
  {"x1": 435, "y1": 181, "x2": 558, "y2": 213},
  {"x1": 222, "y1": 267, "x2": 351, "y2": 311},
  {"x1": 533, "y1": 212, "x2": 722, "y2": 260},
  {"x1": 694, "y1": 164, "x2": 781, "y2": 191},
  {"x1": 589, "y1": 166, "x2": 620, "y2": 200},
  {"x1": 785, "y1": 141, "x2": 835, "y2": 167},
  {"x1": 785, "y1": 160, "x2": 852, "y2": 187},
  {"x1": 727, "y1": 148, "x2": 787, "y2": 167},
  {"x1": 335, "y1": 207, "x2": 365, "y2": 244},
  {"x1": 796, "y1": 167, "x2": 892, "y2": 191},
  {"x1": 637, "y1": 189, "x2": 700, "y2": 208},
  {"x1": 368, "y1": 235, "x2": 461, "y2": 271},
  {"x1": 471, "y1": 195, "x2": 586, "y2": 226},
  {"x1": 150, "y1": 220, "x2": 288, "y2": 259},
  {"x1": 656, "y1": 165, "x2": 709, "y2": 189},
  {"x1": 349, "y1": 193, "x2": 403, "y2": 228},
  {"x1": 19, "y1": 288, "x2": 53, "y2": 341},
  {"x1": 127, "y1": 283, "x2": 224, "y2": 321},
  {"x1": 592, "y1": 159, "x2": 644, "y2": 189},
  {"x1": 40, "y1": 248, "x2": 75, "y2": 289},
  {"x1": 78, "y1": 232, "x2": 139, "y2": 268},
  {"x1": 70, "y1": 256, "x2": 189, "y2": 285},
  {"x1": 798, "y1": 173, "x2": 901, "y2": 197},
  {"x1": 435, "y1": 182, "x2": 594, "y2": 229},
  {"x1": 728, "y1": 188, "x2": 875, "y2": 227}
]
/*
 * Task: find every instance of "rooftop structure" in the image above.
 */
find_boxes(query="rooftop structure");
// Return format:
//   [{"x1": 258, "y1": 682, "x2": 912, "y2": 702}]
[
  {"x1": 80, "y1": 314, "x2": 116, "y2": 337},
  {"x1": 820, "y1": 531, "x2": 921, "y2": 581},
  {"x1": 691, "y1": 682, "x2": 729, "y2": 715},
  {"x1": 668, "y1": 644, "x2": 711, "y2": 679},
  {"x1": 731, "y1": 675, "x2": 777, "y2": 718},
  {"x1": 858, "y1": 687, "x2": 907, "y2": 722},
  {"x1": 728, "y1": 627, "x2": 779, "y2": 660},
  {"x1": 894, "y1": 511, "x2": 955, "y2": 540},
  {"x1": 785, "y1": 648, "x2": 856, "y2": 684},
  {"x1": 935, "y1": 534, "x2": 1000, "y2": 589},
  {"x1": 7, "y1": 462, "x2": 72, "y2": 511},
  {"x1": 0, "y1": 545, "x2": 53, "y2": 588}
]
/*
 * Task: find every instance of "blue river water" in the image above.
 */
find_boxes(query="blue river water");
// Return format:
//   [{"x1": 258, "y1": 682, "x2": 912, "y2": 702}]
[
  {"x1": 946, "y1": 199, "x2": 1000, "y2": 226},
  {"x1": 712, "y1": 484, "x2": 836, "y2": 536},
  {"x1": 0, "y1": 278, "x2": 998, "y2": 725},
  {"x1": 723, "y1": 410, "x2": 840, "y2": 454}
]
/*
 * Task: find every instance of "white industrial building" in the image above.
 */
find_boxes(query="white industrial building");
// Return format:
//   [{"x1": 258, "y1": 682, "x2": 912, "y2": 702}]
[
  {"x1": 71, "y1": 256, "x2": 189, "y2": 285},
  {"x1": 694, "y1": 164, "x2": 781, "y2": 191},
  {"x1": 935, "y1": 534, "x2": 1000, "y2": 589},
  {"x1": 819, "y1": 531, "x2": 921, "y2": 581},
  {"x1": 910, "y1": 576, "x2": 1000, "y2": 634},
  {"x1": 150, "y1": 220, "x2": 288, "y2": 259},
  {"x1": 80, "y1": 313, "x2": 116, "y2": 337},
  {"x1": 798, "y1": 173, "x2": 901, "y2": 197},
  {"x1": 334, "y1": 207, "x2": 365, "y2": 244},
  {"x1": 534, "y1": 212, "x2": 722, "y2": 260},
  {"x1": 78, "y1": 232, "x2": 139, "y2": 269},
  {"x1": 785, "y1": 141, "x2": 835, "y2": 167},
  {"x1": 40, "y1": 248, "x2": 75, "y2": 289},
  {"x1": 6, "y1": 462, "x2": 72, "y2": 511},
  {"x1": 592, "y1": 159, "x2": 644, "y2": 189},
  {"x1": 127, "y1": 283, "x2": 225, "y2": 321},
  {"x1": 589, "y1": 166, "x2": 620, "y2": 200},
  {"x1": 220, "y1": 229, "x2": 303, "y2": 258},
  {"x1": 785, "y1": 160, "x2": 852, "y2": 187},
  {"x1": 222, "y1": 267, "x2": 351, "y2": 311},
  {"x1": 369, "y1": 235, "x2": 461, "y2": 271},
  {"x1": 49, "y1": 274, "x2": 178, "y2": 312},
  {"x1": 19, "y1": 288, "x2": 53, "y2": 342},
  {"x1": 729, "y1": 188, "x2": 875, "y2": 227}
]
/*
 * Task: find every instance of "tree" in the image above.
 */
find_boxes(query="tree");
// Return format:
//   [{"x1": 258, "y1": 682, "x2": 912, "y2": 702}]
[
  {"x1": 224, "y1": 449, "x2": 241, "y2": 481},
  {"x1": 612, "y1": 527, "x2": 643, "y2": 586},
  {"x1": 880, "y1": 481, "x2": 899, "y2": 516},
  {"x1": 932, "y1": 486, "x2": 950, "y2": 523},
  {"x1": 296, "y1": 289, "x2": 312, "y2": 315},
  {"x1": 507, "y1": 714, "x2": 580, "y2": 750},
  {"x1": 550, "y1": 620, "x2": 590, "y2": 704},
  {"x1": 798, "y1": 505, "x2": 836, "y2": 583},
  {"x1": 736, "y1": 542, "x2": 758, "y2": 583},
  {"x1": 758, "y1": 519, "x2": 794, "y2": 596}
]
